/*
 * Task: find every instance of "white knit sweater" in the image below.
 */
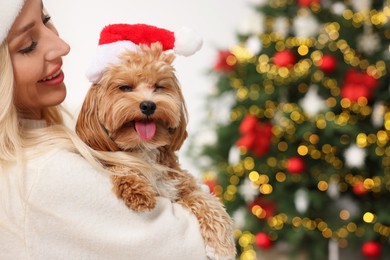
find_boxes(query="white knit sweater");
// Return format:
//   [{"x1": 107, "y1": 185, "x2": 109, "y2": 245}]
[{"x1": 0, "y1": 146, "x2": 207, "y2": 259}]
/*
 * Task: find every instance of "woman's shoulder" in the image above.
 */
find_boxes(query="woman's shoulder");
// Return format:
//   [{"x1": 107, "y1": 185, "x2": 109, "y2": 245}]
[
  {"x1": 29, "y1": 148, "x2": 111, "y2": 197},
  {"x1": 23, "y1": 147, "x2": 117, "y2": 217},
  {"x1": 33, "y1": 148, "x2": 95, "y2": 170},
  {"x1": 28, "y1": 148, "x2": 106, "y2": 183}
]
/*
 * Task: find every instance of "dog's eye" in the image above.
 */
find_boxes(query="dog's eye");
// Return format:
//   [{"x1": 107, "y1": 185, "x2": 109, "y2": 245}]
[
  {"x1": 119, "y1": 85, "x2": 133, "y2": 92},
  {"x1": 154, "y1": 84, "x2": 164, "y2": 90}
]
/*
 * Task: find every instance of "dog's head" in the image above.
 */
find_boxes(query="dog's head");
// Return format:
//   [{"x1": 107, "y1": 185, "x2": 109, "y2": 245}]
[{"x1": 76, "y1": 43, "x2": 188, "y2": 153}]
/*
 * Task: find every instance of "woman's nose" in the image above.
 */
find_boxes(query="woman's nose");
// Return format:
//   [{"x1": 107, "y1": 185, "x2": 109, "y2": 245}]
[{"x1": 44, "y1": 30, "x2": 71, "y2": 61}]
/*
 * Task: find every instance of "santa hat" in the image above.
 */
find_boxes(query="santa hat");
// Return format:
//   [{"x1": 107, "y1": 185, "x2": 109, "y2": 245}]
[
  {"x1": 86, "y1": 23, "x2": 203, "y2": 83},
  {"x1": 0, "y1": 0, "x2": 25, "y2": 44}
]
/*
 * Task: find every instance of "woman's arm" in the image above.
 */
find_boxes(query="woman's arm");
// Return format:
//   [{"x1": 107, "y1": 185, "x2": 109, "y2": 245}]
[{"x1": 25, "y1": 149, "x2": 207, "y2": 260}]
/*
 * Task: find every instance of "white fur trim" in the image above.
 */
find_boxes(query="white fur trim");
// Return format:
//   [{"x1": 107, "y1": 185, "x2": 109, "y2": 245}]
[
  {"x1": 85, "y1": 40, "x2": 139, "y2": 83},
  {"x1": 174, "y1": 27, "x2": 203, "y2": 56},
  {"x1": 0, "y1": 0, "x2": 25, "y2": 43}
]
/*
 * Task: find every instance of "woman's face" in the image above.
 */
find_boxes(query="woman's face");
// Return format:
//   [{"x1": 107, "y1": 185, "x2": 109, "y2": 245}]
[{"x1": 7, "y1": 0, "x2": 70, "y2": 119}]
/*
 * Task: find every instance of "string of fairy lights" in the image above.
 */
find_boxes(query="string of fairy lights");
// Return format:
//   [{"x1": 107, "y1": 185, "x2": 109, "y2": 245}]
[{"x1": 207, "y1": 1, "x2": 390, "y2": 259}]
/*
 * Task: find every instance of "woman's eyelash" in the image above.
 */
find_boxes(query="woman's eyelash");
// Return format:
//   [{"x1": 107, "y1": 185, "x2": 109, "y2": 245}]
[
  {"x1": 19, "y1": 41, "x2": 38, "y2": 54},
  {"x1": 18, "y1": 15, "x2": 51, "y2": 54},
  {"x1": 17, "y1": 15, "x2": 51, "y2": 54},
  {"x1": 43, "y1": 15, "x2": 51, "y2": 24}
]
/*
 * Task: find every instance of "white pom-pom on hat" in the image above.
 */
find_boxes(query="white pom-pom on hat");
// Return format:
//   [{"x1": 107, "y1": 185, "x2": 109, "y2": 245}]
[
  {"x1": 86, "y1": 23, "x2": 203, "y2": 83},
  {"x1": 174, "y1": 27, "x2": 203, "y2": 57}
]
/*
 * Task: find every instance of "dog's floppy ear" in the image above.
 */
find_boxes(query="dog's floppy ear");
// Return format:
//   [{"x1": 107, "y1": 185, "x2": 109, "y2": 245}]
[
  {"x1": 76, "y1": 85, "x2": 119, "y2": 151},
  {"x1": 169, "y1": 91, "x2": 188, "y2": 151}
]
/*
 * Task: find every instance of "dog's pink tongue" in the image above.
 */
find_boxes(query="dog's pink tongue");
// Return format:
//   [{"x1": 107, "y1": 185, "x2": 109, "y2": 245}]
[{"x1": 135, "y1": 121, "x2": 156, "y2": 140}]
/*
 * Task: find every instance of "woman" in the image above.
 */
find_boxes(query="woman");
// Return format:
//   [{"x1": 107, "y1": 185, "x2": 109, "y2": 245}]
[{"x1": 0, "y1": 0, "x2": 208, "y2": 259}]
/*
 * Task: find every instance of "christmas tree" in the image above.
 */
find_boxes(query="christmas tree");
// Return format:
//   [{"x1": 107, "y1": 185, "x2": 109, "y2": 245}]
[{"x1": 190, "y1": 0, "x2": 390, "y2": 259}]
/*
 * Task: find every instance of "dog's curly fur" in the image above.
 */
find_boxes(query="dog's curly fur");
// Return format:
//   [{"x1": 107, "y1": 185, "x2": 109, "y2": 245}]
[{"x1": 76, "y1": 43, "x2": 236, "y2": 260}]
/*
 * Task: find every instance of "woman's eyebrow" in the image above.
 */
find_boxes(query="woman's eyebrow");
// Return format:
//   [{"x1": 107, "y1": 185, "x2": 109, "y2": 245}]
[
  {"x1": 9, "y1": 2, "x2": 44, "y2": 41},
  {"x1": 9, "y1": 21, "x2": 36, "y2": 40}
]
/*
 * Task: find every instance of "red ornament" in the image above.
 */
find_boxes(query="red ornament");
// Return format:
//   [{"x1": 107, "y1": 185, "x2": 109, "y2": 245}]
[
  {"x1": 273, "y1": 50, "x2": 296, "y2": 67},
  {"x1": 255, "y1": 232, "x2": 273, "y2": 250},
  {"x1": 352, "y1": 180, "x2": 368, "y2": 196},
  {"x1": 298, "y1": 0, "x2": 320, "y2": 7},
  {"x1": 286, "y1": 156, "x2": 306, "y2": 174},
  {"x1": 204, "y1": 179, "x2": 218, "y2": 194},
  {"x1": 319, "y1": 54, "x2": 337, "y2": 73},
  {"x1": 249, "y1": 197, "x2": 276, "y2": 220},
  {"x1": 340, "y1": 69, "x2": 378, "y2": 102},
  {"x1": 236, "y1": 115, "x2": 273, "y2": 157},
  {"x1": 213, "y1": 50, "x2": 236, "y2": 72},
  {"x1": 361, "y1": 241, "x2": 382, "y2": 258}
]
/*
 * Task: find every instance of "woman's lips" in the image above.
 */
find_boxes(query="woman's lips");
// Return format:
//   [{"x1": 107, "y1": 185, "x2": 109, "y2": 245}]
[
  {"x1": 38, "y1": 68, "x2": 65, "y2": 85},
  {"x1": 39, "y1": 69, "x2": 62, "y2": 82},
  {"x1": 38, "y1": 61, "x2": 65, "y2": 85}
]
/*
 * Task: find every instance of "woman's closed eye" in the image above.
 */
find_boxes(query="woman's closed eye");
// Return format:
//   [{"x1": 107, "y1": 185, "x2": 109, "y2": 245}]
[
  {"x1": 19, "y1": 41, "x2": 38, "y2": 54},
  {"x1": 18, "y1": 15, "x2": 52, "y2": 55}
]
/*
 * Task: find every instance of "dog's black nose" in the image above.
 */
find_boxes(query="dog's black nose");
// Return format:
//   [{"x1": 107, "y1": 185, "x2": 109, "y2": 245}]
[{"x1": 140, "y1": 101, "x2": 156, "y2": 116}]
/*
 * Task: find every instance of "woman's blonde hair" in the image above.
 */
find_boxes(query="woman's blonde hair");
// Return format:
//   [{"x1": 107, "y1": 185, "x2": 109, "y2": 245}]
[
  {"x1": 0, "y1": 41, "x2": 157, "y2": 177},
  {"x1": 0, "y1": 42, "x2": 20, "y2": 162}
]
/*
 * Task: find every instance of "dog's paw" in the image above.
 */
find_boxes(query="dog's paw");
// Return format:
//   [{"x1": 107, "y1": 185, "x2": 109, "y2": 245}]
[
  {"x1": 122, "y1": 189, "x2": 157, "y2": 212},
  {"x1": 180, "y1": 191, "x2": 237, "y2": 260},
  {"x1": 112, "y1": 175, "x2": 157, "y2": 212},
  {"x1": 205, "y1": 245, "x2": 235, "y2": 260},
  {"x1": 204, "y1": 234, "x2": 236, "y2": 260},
  {"x1": 197, "y1": 202, "x2": 236, "y2": 260}
]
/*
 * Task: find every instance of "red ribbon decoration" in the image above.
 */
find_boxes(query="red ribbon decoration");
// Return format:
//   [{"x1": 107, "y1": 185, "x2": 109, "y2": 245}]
[
  {"x1": 236, "y1": 115, "x2": 273, "y2": 157},
  {"x1": 213, "y1": 50, "x2": 236, "y2": 72},
  {"x1": 340, "y1": 69, "x2": 378, "y2": 102}
]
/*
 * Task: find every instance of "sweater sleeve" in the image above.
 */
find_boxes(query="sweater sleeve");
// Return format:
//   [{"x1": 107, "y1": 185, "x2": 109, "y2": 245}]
[{"x1": 25, "y1": 149, "x2": 207, "y2": 260}]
